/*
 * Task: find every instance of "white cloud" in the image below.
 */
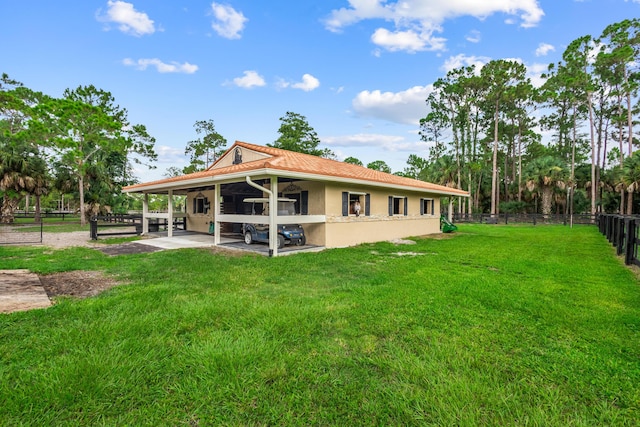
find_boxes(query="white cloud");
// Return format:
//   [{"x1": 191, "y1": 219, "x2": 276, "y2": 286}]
[
  {"x1": 122, "y1": 58, "x2": 198, "y2": 73},
  {"x1": 535, "y1": 42, "x2": 555, "y2": 56},
  {"x1": 292, "y1": 74, "x2": 320, "y2": 91},
  {"x1": 277, "y1": 74, "x2": 321, "y2": 91},
  {"x1": 98, "y1": 1, "x2": 155, "y2": 36},
  {"x1": 441, "y1": 54, "x2": 490, "y2": 73},
  {"x1": 466, "y1": 30, "x2": 481, "y2": 43},
  {"x1": 232, "y1": 70, "x2": 266, "y2": 88},
  {"x1": 324, "y1": 0, "x2": 544, "y2": 52},
  {"x1": 352, "y1": 85, "x2": 433, "y2": 126},
  {"x1": 371, "y1": 27, "x2": 446, "y2": 52},
  {"x1": 210, "y1": 3, "x2": 247, "y2": 39},
  {"x1": 527, "y1": 62, "x2": 549, "y2": 88}
]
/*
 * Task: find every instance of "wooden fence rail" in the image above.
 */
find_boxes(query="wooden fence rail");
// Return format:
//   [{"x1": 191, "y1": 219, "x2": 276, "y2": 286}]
[
  {"x1": 597, "y1": 214, "x2": 640, "y2": 267},
  {"x1": 452, "y1": 213, "x2": 597, "y2": 225},
  {"x1": 89, "y1": 215, "x2": 143, "y2": 240},
  {"x1": 89, "y1": 214, "x2": 187, "y2": 240}
]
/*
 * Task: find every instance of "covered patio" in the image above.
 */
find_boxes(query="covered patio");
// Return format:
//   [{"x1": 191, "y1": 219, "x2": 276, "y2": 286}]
[
  {"x1": 133, "y1": 230, "x2": 324, "y2": 256},
  {"x1": 123, "y1": 141, "x2": 468, "y2": 257}
]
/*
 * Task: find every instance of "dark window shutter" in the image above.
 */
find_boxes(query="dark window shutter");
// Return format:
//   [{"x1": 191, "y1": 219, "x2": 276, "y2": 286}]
[
  {"x1": 404, "y1": 198, "x2": 408, "y2": 216},
  {"x1": 342, "y1": 192, "x2": 349, "y2": 216},
  {"x1": 431, "y1": 200, "x2": 434, "y2": 215},
  {"x1": 301, "y1": 191, "x2": 309, "y2": 215},
  {"x1": 420, "y1": 199, "x2": 424, "y2": 215},
  {"x1": 193, "y1": 198, "x2": 197, "y2": 214},
  {"x1": 388, "y1": 196, "x2": 393, "y2": 216},
  {"x1": 365, "y1": 194, "x2": 371, "y2": 216}
]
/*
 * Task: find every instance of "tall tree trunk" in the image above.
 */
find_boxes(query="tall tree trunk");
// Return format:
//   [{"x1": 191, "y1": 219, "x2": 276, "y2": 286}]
[
  {"x1": 78, "y1": 174, "x2": 86, "y2": 227},
  {"x1": 588, "y1": 93, "x2": 597, "y2": 215},
  {"x1": 626, "y1": 69, "x2": 634, "y2": 215},
  {"x1": 1, "y1": 194, "x2": 18, "y2": 224},
  {"x1": 491, "y1": 102, "x2": 499, "y2": 216},
  {"x1": 541, "y1": 187, "x2": 553, "y2": 217},
  {"x1": 34, "y1": 194, "x2": 41, "y2": 223}
]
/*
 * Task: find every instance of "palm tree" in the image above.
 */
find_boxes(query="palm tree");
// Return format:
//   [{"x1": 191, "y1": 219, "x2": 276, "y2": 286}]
[
  {"x1": 524, "y1": 156, "x2": 568, "y2": 216},
  {"x1": 0, "y1": 141, "x2": 34, "y2": 223},
  {"x1": 621, "y1": 151, "x2": 640, "y2": 214}
]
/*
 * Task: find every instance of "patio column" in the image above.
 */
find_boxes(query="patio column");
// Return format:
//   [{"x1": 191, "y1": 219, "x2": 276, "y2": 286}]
[
  {"x1": 214, "y1": 183, "x2": 220, "y2": 245},
  {"x1": 269, "y1": 176, "x2": 278, "y2": 257},
  {"x1": 142, "y1": 193, "x2": 149, "y2": 234},
  {"x1": 167, "y1": 189, "x2": 174, "y2": 238}
]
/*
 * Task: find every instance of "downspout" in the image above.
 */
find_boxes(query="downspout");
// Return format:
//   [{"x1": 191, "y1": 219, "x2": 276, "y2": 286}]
[{"x1": 246, "y1": 176, "x2": 277, "y2": 257}]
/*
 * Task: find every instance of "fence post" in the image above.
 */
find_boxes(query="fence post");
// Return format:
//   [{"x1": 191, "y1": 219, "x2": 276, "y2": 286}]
[
  {"x1": 89, "y1": 218, "x2": 98, "y2": 240},
  {"x1": 625, "y1": 218, "x2": 636, "y2": 266},
  {"x1": 617, "y1": 217, "x2": 626, "y2": 255}
]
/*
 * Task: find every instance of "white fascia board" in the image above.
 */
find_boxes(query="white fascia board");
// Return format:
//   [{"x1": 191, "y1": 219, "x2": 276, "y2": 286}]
[{"x1": 122, "y1": 169, "x2": 272, "y2": 193}]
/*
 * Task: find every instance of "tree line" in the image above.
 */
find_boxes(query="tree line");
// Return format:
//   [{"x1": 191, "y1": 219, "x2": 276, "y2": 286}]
[
  {"x1": 411, "y1": 19, "x2": 640, "y2": 216},
  {"x1": 0, "y1": 75, "x2": 157, "y2": 225},
  {"x1": 2, "y1": 19, "x2": 638, "y2": 224}
]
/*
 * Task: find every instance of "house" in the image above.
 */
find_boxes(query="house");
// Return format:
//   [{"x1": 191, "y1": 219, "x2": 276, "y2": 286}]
[{"x1": 122, "y1": 141, "x2": 469, "y2": 256}]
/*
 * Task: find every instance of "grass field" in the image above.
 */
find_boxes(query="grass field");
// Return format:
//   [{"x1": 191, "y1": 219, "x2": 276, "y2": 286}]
[{"x1": 0, "y1": 224, "x2": 638, "y2": 425}]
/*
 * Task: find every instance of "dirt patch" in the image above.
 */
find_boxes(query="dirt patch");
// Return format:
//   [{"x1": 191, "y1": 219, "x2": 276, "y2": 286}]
[
  {"x1": 95, "y1": 242, "x2": 162, "y2": 256},
  {"x1": 39, "y1": 270, "x2": 123, "y2": 299}
]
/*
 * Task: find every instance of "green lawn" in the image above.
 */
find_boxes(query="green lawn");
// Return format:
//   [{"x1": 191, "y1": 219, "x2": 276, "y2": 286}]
[{"x1": 0, "y1": 225, "x2": 638, "y2": 425}]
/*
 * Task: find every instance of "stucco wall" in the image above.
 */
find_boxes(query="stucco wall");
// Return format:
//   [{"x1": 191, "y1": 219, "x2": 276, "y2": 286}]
[
  {"x1": 323, "y1": 183, "x2": 442, "y2": 248},
  {"x1": 186, "y1": 189, "x2": 215, "y2": 233},
  {"x1": 183, "y1": 180, "x2": 444, "y2": 248},
  {"x1": 214, "y1": 147, "x2": 270, "y2": 168}
]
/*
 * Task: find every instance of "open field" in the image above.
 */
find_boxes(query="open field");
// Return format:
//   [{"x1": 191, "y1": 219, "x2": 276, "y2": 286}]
[{"x1": 0, "y1": 224, "x2": 638, "y2": 425}]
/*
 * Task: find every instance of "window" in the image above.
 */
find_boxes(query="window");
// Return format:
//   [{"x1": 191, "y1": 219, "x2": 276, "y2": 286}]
[
  {"x1": 421, "y1": 198, "x2": 435, "y2": 215},
  {"x1": 282, "y1": 191, "x2": 309, "y2": 215},
  {"x1": 388, "y1": 196, "x2": 407, "y2": 216},
  {"x1": 342, "y1": 192, "x2": 370, "y2": 216},
  {"x1": 192, "y1": 193, "x2": 209, "y2": 214}
]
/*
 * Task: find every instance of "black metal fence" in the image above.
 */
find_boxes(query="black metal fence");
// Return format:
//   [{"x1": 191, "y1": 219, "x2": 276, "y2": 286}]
[
  {"x1": 0, "y1": 222, "x2": 44, "y2": 245},
  {"x1": 452, "y1": 213, "x2": 597, "y2": 225},
  {"x1": 598, "y1": 214, "x2": 640, "y2": 267}
]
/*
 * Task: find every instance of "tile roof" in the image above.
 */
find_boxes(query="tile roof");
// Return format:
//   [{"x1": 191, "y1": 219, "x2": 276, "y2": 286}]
[{"x1": 123, "y1": 141, "x2": 469, "y2": 196}]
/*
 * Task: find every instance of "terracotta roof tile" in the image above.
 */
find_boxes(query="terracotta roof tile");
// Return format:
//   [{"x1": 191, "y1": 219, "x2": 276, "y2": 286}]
[{"x1": 123, "y1": 141, "x2": 468, "y2": 196}]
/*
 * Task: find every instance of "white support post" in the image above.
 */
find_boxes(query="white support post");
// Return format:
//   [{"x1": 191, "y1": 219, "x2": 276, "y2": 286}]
[
  {"x1": 269, "y1": 176, "x2": 279, "y2": 257},
  {"x1": 142, "y1": 193, "x2": 149, "y2": 234},
  {"x1": 448, "y1": 198, "x2": 453, "y2": 223},
  {"x1": 167, "y1": 189, "x2": 174, "y2": 237},
  {"x1": 214, "y1": 183, "x2": 220, "y2": 245}
]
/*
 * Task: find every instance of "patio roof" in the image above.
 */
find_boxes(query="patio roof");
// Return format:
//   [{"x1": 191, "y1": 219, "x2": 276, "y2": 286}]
[{"x1": 123, "y1": 141, "x2": 469, "y2": 197}]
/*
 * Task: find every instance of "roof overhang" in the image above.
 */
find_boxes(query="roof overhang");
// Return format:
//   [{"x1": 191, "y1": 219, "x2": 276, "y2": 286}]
[{"x1": 123, "y1": 167, "x2": 469, "y2": 198}]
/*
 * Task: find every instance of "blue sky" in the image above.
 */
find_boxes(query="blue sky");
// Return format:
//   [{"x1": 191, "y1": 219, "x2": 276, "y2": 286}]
[{"x1": 2, "y1": 0, "x2": 638, "y2": 181}]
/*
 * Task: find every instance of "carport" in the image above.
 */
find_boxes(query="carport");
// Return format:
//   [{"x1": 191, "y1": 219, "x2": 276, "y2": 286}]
[{"x1": 123, "y1": 141, "x2": 469, "y2": 256}]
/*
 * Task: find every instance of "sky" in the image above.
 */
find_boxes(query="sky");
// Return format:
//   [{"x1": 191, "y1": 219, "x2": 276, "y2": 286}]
[{"x1": 2, "y1": 0, "x2": 638, "y2": 182}]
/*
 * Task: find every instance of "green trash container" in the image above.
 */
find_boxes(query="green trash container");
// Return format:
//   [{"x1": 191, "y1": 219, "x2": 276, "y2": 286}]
[{"x1": 208, "y1": 221, "x2": 215, "y2": 234}]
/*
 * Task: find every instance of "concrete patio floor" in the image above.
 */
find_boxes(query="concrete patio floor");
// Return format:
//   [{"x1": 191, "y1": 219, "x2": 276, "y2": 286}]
[
  {"x1": 0, "y1": 270, "x2": 51, "y2": 313},
  {"x1": 137, "y1": 231, "x2": 323, "y2": 256}
]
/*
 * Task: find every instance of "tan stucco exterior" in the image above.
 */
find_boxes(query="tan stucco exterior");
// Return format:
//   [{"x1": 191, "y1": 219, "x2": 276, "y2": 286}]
[
  {"x1": 183, "y1": 179, "x2": 441, "y2": 248},
  {"x1": 125, "y1": 141, "x2": 467, "y2": 255},
  {"x1": 321, "y1": 183, "x2": 441, "y2": 247},
  {"x1": 186, "y1": 189, "x2": 215, "y2": 233}
]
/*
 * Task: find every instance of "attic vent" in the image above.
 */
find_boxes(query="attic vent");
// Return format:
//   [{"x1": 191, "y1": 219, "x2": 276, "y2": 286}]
[{"x1": 233, "y1": 147, "x2": 243, "y2": 164}]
